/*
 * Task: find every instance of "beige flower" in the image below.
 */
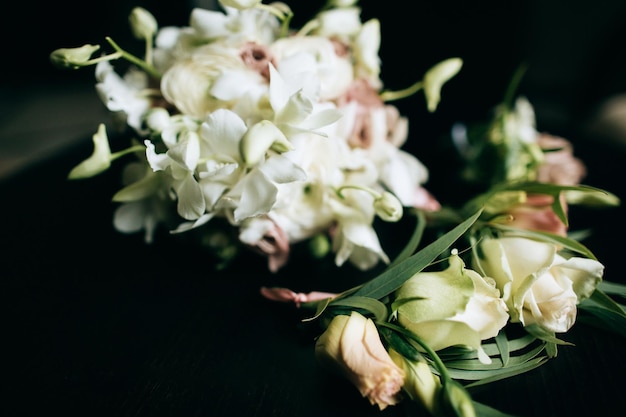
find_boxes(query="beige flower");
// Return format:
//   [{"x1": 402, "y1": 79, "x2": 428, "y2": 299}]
[{"x1": 315, "y1": 311, "x2": 405, "y2": 410}]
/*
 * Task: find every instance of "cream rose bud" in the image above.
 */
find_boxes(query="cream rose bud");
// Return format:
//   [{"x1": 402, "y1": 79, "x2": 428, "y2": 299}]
[
  {"x1": 474, "y1": 236, "x2": 604, "y2": 333},
  {"x1": 395, "y1": 250, "x2": 509, "y2": 364},
  {"x1": 315, "y1": 312, "x2": 405, "y2": 410}
]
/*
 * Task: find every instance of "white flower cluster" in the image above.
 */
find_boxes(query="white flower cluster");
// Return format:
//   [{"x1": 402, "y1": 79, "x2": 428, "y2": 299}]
[{"x1": 60, "y1": 0, "x2": 461, "y2": 272}]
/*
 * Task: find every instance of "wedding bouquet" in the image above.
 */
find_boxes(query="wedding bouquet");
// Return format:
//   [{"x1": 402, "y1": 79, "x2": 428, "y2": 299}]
[{"x1": 51, "y1": 1, "x2": 626, "y2": 416}]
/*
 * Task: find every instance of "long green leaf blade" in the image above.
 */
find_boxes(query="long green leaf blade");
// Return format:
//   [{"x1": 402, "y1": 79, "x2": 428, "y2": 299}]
[{"x1": 351, "y1": 209, "x2": 482, "y2": 300}]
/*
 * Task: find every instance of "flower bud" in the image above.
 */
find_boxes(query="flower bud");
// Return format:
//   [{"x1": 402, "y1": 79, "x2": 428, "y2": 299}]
[
  {"x1": 129, "y1": 7, "x2": 158, "y2": 41},
  {"x1": 423, "y1": 57, "x2": 463, "y2": 112},
  {"x1": 373, "y1": 191, "x2": 403, "y2": 222},
  {"x1": 240, "y1": 120, "x2": 292, "y2": 166},
  {"x1": 219, "y1": 0, "x2": 261, "y2": 10},
  {"x1": 389, "y1": 350, "x2": 440, "y2": 413},
  {"x1": 68, "y1": 124, "x2": 112, "y2": 179},
  {"x1": 50, "y1": 44, "x2": 100, "y2": 69},
  {"x1": 315, "y1": 312, "x2": 405, "y2": 410},
  {"x1": 436, "y1": 380, "x2": 477, "y2": 417},
  {"x1": 328, "y1": 0, "x2": 359, "y2": 7}
]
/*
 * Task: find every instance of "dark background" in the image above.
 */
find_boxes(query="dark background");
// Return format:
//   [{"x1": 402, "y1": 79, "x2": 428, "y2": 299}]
[{"x1": 3, "y1": 1, "x2": 626, "y2": 417}]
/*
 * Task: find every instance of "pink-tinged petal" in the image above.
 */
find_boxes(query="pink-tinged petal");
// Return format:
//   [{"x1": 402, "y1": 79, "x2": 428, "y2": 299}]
[
  {"x1": 413, "y1": 187, "x2": 441, "y2": 212},
  {"x1": 259, "y1": 287, "x2": 337, "y2": 307},
  {"x1": 507, "y1": 194, "x2": 567, "y2": 236}
]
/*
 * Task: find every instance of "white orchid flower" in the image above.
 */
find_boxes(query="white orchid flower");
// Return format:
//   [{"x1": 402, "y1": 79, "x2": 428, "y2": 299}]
[
  {"x1": 112, "y1": 162, "x2": 171, "y2": 243},
  {"x1": 267, "y1": 63, "x2": 344, "y2": 138},
  {"x1": 330, "y1": 191, "x2": 390, "y2": 270},
  {"x1": 191, "y1": 4, "x2": 279, "y2": 45},
  {"x1": 314, "y1": 7, "x2": 362, "y2": 40},
  {"x1": 240, "y1": 120, "x2": 293, "y2": 166},
  {"x1": 353, "y1": 18, "x2": 382, "y2": 89},
  {"x1": 145, "y1": 130, "x2": 206, "y2": 220},
  {"x1": 271, "y1": 35, "x2": 354, "y2": 101},
  {"x1": 195, "y1": 109, "x2": 306, "y2": 224},
  {"x1": 95, "y1": 61, "x2": 152, "y2": 134}
]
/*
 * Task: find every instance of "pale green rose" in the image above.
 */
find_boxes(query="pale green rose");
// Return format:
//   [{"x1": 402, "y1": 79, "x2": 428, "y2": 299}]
[
  {"x1": 315, "y1": 312, "x2": 405, "y2": 410},
  {"x1": 473, "y1": 236, "x2": 604, "y2": 333},
  {"x1": 395, "y1": 250, "x2": 509, "y2": 364}
]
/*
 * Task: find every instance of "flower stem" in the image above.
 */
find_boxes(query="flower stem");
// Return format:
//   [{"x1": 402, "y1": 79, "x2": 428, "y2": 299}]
[
  {"x1": 105, "y1": 37, "x2": 161, "y2": 79},
  {"x1": 379, "y1": 81, "x2": 424, "y2": 102}
]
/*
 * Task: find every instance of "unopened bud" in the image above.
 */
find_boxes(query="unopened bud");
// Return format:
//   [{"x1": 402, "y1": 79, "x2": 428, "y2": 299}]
[
  {"x1": 374, "y1": 191, "x2": 403, "y2": 222},
  {"x1": 50, "y1": 44, "x2": 100, "y2": 69},
  {"x1": 129, "y1": 7, "x2": 158, "y2": 41}
]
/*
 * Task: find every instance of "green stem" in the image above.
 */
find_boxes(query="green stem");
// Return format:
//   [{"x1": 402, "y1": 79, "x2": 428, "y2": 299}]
[
  {"x1": 110, "y1": 145, "x2": 146, "y2": 162},
  {"x1": 379, "y1": 81, "x2": 424, "y2": 102},
  {"x1": 502, "y1": 63, "x2": 528, "y2": 110},
  {"x1": 105, "y1": 37, "x2": 161, "y2": 79},
  {"x1": 336, "y1": 185, "x2": 380, "y2": 200}
]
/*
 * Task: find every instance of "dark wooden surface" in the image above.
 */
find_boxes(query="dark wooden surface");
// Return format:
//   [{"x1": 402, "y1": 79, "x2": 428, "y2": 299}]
[
  {"x1": 2, "y1": 130, "x2": 625, "y2": 417},
  {"x1": 4, "y1": 1, "x2": 626, "y2": 416}
]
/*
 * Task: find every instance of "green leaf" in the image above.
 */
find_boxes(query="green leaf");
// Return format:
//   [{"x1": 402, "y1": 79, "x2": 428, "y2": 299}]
[
  {"x1": 473, "y1": 400, "x2": 523, "y2": 417},
  {"x1": 460, "y1": 356, "x2": 550, "y2": 387},
  {"x1": 388, "y1": 209, "x2": 426, "y2": 268},
  {"x1": 494, "y1": 331, "x2": 510, "y2": 367},
  {"x1": 583, "y1": 288, "x2": 626, "y2": 316},
  {"x1": 597, "y1": 280, "x2": 626, "y2": 299},
  {"x1": 577, "y1": 307, "x2": 626, "y2": 338},
  {"x1": 380, "y1": 327, "x2": 423, "y2": 361},
  {"x1": 328, "y1": 296, "x2": 388, "y2": 322},
  {"x1": 350, "y1": 209, "x2": 483, "y2": 300},
  {"x1": 524, "y1": 324, "x2": 572, "y2": 347}
]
